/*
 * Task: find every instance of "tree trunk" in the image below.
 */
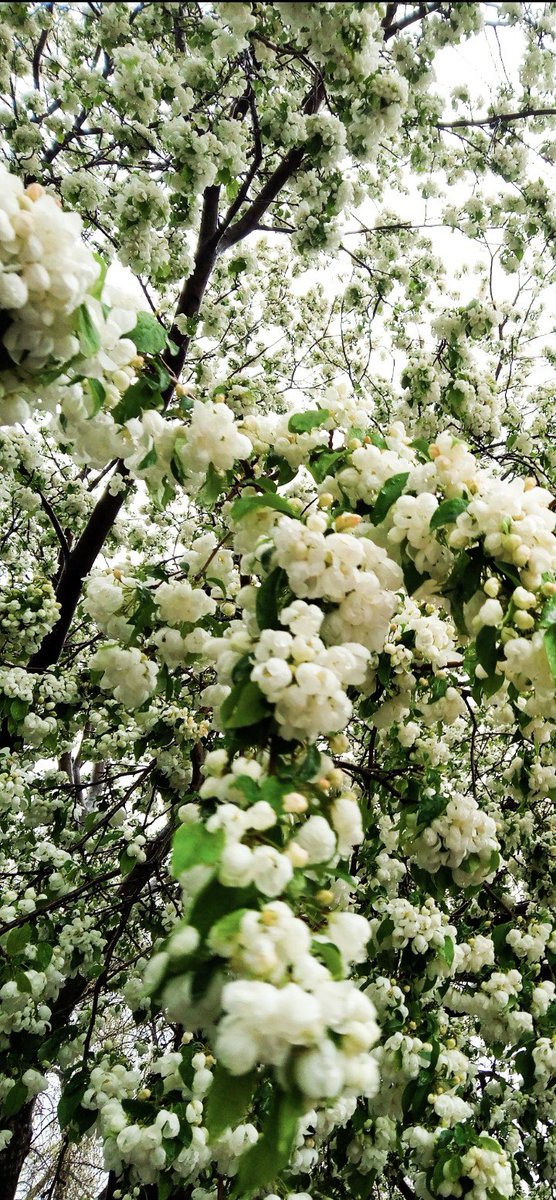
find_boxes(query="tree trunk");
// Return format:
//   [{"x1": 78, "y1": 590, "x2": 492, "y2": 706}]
[{"x1": 0, "y1": 1100, "x2": 36, "y2": 1200}]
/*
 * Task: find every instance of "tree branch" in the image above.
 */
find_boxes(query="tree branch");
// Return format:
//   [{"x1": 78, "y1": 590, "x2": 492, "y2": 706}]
[
  {"x1": 218, "y1": 78, "x2": 325, "y2": 254},
  {"x1": 396, "y1": 1174, "x2": 417, "y2": 1200},
  {"x1": 27, "y1": 461, "x2": 130, "y2": 672},
  {"x1": 383, "y1": 2, "x2": 442, "y2": 39},
  {"x1": 32, "y1": 5, "x2": 53, "y2": 90},
  {"x1": 162, "y1": 184, "x2": 222, "y2": 396},
  {"x1": 438, "y1": 106, "x2": 556, "y2": 130},
  {"x1": 19, "y1": 464, "x2": 70, "y2": 561}
]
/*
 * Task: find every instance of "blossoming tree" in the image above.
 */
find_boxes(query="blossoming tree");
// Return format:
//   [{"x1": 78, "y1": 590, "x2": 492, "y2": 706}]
[{"x1": 1, "y1": 3, "x2": 556, "y2": 1199}]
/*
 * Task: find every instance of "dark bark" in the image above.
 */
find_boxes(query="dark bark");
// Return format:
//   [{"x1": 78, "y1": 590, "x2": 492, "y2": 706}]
[
  {"x1": 0, "y1": 1101, "x2": 36, "y2": 1200},
  {"x1": 163, "y1": 185, "x2": 222, "y2": 396},
  {"x1": 396, "y1": 1174, "x2": 417, "y2": 1200},
  {"x1": 27, "y1": 461, "x2": 130, "y2": 672}
]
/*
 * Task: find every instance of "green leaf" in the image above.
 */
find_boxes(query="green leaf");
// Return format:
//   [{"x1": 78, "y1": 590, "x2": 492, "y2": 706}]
[
  {"x1": 158, "y1": 1179, "x2": 173, "y2": 1200},
  {"x1": 402, "y1": 557, "x2": 427, "y2": 595},
  {"x1": 2, "y1": 1081, "x2": 29, "y2": 1118},
  {"x1": 514, "y1": 1045, "x2": 535, "y2": 1088},
  {"x1": 38, "y1": 1027, "x2": 68, "y2": 1064},
  {"x1": 491, "y1": 921, "x2": 514, "y2": 968},
  {"x1": 231, "y1": 492, "x2": 296, "y2": 522},
  {"x1": 170, "y1": 451, "x2": 187, "y2": 486},
  {"x1": 9, "y1": 698, "x2": 29, "y2": 722},
  {"x1": 205, "y1": 1063, "x2": 258, "y2": 1139},
  {"x1": 229, "y1": 255, "x2": 248, "y2": 277},
  {"x1": 308, "y1": 448, "x2": 345, "y2": 484},
  {"x1": 220, "y1": 680, "x2": 270, "y2": 730},
  {"x1": 256, "y1": 567, "x2": 291, "y2": 631},
  {"x1": 137, "y1": 446, "x2": 158, "y2": 471},
  {"x1": 196, "y1": 463, "x2": 232, "y2": 507},
  {"x1": 210, "y1": 908, "x2": 248, "y2": 946},
  {"x1": 376, "y1": 916, "x2": 395, "y2": 944},
  {"x1": 122, "y1": 1098, "x2": 158, "y2": 1122},
  {"x1": 371, "y1": 472, "x2": 409, "y2": 525},
  {"x1": 90, "y1": 252, "x2": 108, "y2": 301},
  {"x1": 189, "y1": 881, "x2": 258, "y2": 939},
  {"x1": 13, "y1": 968, "x2": 32, "y2": 994},
  {"x1": 417, "y1": 793, "x2": 447, "y2": 830},
  {"x1": 172, "y1": 823, "x2": 225, "y2": 877},
  {"x1": 6, "y1": 923, "x2": 32, "y2": 956},
  {"x1": 445, "y1": 1156, "x2": 462, "y2": 1181},
  {"x1": 288, "y1": 409, "x2": 329, "y2": 434},
  {"x1": 58, "y1": 1071, "x2": 88, "y2": 1129},
  {"x1": 295, "y1": 744, "x2": 321, "y2": 781},
  {"x1": 429, "y1": 498, "x2": 469, "y2": 532},
  {"x1": 232, "y1": 1087, "x2": 305, "y2": 1197},
  {"x1": 76, "y1": 303, "x2": 101, "y2": 356},
  {"x1": 87, "y1": 377, "x2": 106, "y2": 416},
  {"x1": 448, "y1": 547, "x2": 484, "y2": 604},
  {"x1": 478, "y1": 1135, "x2": 502, "y2": 1153},
  {"x1": 475, "y1": 625, "x2": 497, "y2": 678},
  {"x1": 540, "y1": 597, "x2": 556, "y2": 627},
  {"x1": 401, "y1": 1075, "x2": 431, "y2": 1119},
  {"x1": 34, "y1": 942, "x2": 53, "y2": 970},
  {"x1": 311, "y1": 938, "x2": 344, "y2": 979},
  {"x1": 497, "y1": 561, "x2": 521, "y2": 588},
  {"x1": 440, "y1": 935, "x2": 455, "y2": 968},
  {"x1": 119, "y1": 850, "x2": 136, "y2": 877},
  {"x1": 112, "y1": 378, "x2": 163, "y2": 424},
  {"x1": 481, "y1": 672, "x2": 504, "y2": 698},
  {"x1": 544, "y1": 624, "x2": 556, "y2": 681},
  {"x1": 231, "y1": 774, "x2": 261, "y2": 805},
  {"x1": 129, "y1": 310, "x2": 167, "y2": 354},
  {"x1": 66, "y1": 1104, "x2": 96, "y2": 1141},
  {"x1": 377, "y1": 652, "x2": 391, "y2": 687},
  {"x1": 411, "y1": 437, "x2": 431, "y2": 460}
]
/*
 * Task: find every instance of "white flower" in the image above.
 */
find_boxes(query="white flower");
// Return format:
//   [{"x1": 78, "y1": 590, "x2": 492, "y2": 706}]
[
  {"x1": 251, "y1": 846, "x2": 293, "y2": 896},
  {"x1": 476, "y1": 597, "x2": 504, "y2": 627},
  {"x1": 325, "y1": 912, "x2": 370, "y2": 965},
  {"x1": 433, "y1": 1092, "x2": 473, "y2": 1124},
  {"x1": 155, "y1": 580, "x2": 216, "y2": 626},
  {"x1": 218, "y1": 843, "x2": 254, "y2": 887},
  {"x1": 295, "y1": 1039, "x2": 345, "y2": 1098},
  {"x1": 330, "y1": 796, "x2": 363, "y2": 856},
  {"x1": 90, "y1": 643, "x2": 158, "y2": 709},
  {"x1": 291, "y1": 816, "x2": 337, "y2": 864}
]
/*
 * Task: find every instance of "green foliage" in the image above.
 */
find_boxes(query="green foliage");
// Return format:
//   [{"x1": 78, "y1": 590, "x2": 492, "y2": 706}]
[
  {"x1": 172, "y1": 824, "x2": 225, "y2": 877},
  {"x1": 256, "y1": 567, "x2": 292, "y2": 631},
  {"x1": 205, "y1": 1063, "x2": 258, "y2": 1139},
  {"x1": 75, "y1": 303, "x2": 101, "y2": 355},
  {"x1": 371, "y1": 472, "x2": 409, "y2": 524},
  {"x1": 288, "y1": 409, "x2": 329, "y2": 434},
  {"x1": 220, "y1": 680, "x2": 270, "y2": 729},
  {"x1": 130, "y1": 311, "x2": 168, "y2": 354},
  {"x1": 429, "y1": 498, "x2": 469, "y2": 532},
  {"x1": 232, "y1": 1087, "x2": 306, "y2": 1197},
  {"x1": 231, "y1": 492, "x2": 297, "y2": 521}
]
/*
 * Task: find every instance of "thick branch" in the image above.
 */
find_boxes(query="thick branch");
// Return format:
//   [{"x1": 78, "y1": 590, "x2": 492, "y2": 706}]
[
  {"x1": 218, "y1": 79, "x2": 325, "y2": 254},
  {"x1": 32, "y1": 5, "x2": 53, "y2": 90},
  {"x1": 383, "y1": 1, "x2": 442, "y2": 39},
  {"x1": 27, "y1": 461, "x2": 130, "y2": 672},
  {"x1": 162, "y1": 184, "x2": 222, "y2": 396},
  {"x1": 396, "y1": 1175, "x2": 417, "y2": 1200},
  {"x1": 0, "y1": 1103, "x2": 36, "y2": 1200},
  {"x1": 438, "y1": 106, "x2": 556, "y2": 130}
]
